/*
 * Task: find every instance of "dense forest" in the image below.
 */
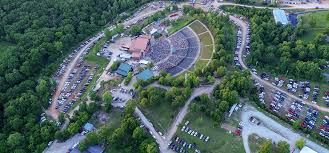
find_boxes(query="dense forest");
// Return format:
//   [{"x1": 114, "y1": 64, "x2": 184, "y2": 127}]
[
  {"x1": 0, "y1": 0, "x2": 150, "y2": 152},
  {"x1": 222, "y1": 6, "x2": 329, "y2": 81}
]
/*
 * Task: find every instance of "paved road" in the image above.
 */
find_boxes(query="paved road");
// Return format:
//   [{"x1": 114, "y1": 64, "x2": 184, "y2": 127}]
[
  {"x1": 46, "y1": 33, "x2": 104, "y2": 119},
  {"x1": 231, "y1": 15, "x2": 329, "y2": 112},
  {"x1": 241, "y1": 105, "x2": 329, "y2": 153},
  {"x1": 135, "y1": 107, "x2": 174, "y2": 153},
  {"x1": 164, "y1": 80, "x2": 220, "y2": 143},
  {"x1": 212, "y1": 1, "x2": 329, "y2": 9},
  {"x1": 44, "y1": 133, "x2": 85, "y2": 153}
]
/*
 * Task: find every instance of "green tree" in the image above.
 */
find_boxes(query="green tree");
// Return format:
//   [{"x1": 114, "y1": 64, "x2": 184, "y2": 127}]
[
  {"x1": 7, "y1": 132, "x2": 24, "y2": 148},
  {"x1": 277, "y1": 141, "x2": 290, "y2": 153},
  {"x1": 295, "y1": 138, "x2": 305, "y2": 149},
  {"x1": 258, "y1": 140, "x2": 272, "y2": 153}
]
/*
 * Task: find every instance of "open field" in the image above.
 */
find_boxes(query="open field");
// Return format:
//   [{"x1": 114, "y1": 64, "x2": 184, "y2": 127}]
[
  {"x1": 193, "y1": 59, "x2": 209, "y2": 70},
  {"x1": 299, "y1": 11, "x2": 329, "y2": 42},
  {"x1": 198, "y1": 32, "x2": 213, "y2": 46},
  {"x1": 248, "y1": 134, "x2": 269, "y2": 153},
  {"x1": 189, "y1": 21, "x2": 207, "y2": 34},
  {"x1": 200, "y1": 45, "x2": 214, "y2": 59},
  {"x1": 175, "y1": 110, "x2": 245, "y2": 153},
  {"x1": 90, "y1": 108, "x2": 124, "y2": 128},
  {"x1": 141, "y1": 102, "x2": 179, "y2": 133}
]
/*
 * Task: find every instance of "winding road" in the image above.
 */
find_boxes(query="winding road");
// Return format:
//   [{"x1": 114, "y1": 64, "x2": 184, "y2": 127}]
[{"x1": 230, "y1": 15, "x2": 329, "y2": 112}]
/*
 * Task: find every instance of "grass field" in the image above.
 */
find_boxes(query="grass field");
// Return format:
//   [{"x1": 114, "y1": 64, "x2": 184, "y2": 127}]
[
  {"x1": 248, "y1": 134, "x2": 268, "y2": 153},
  {"x1": 299, "y1": 11, "x2": 329, "y2": 42},
  {"x1": 198, "y1": 32, "x2": 213, "y2": 46},
  {"x1": 200, "y1": 45, "x2": 214, "y2": 59},
  {"x1": 141, "y1": 101, "x2": 179, "y2": 133},
  {"x1": 175, "y1": 110, "x2": 245, "y2": 153},
  {"x1": 194, "y1": 59, "x2": 209, "y2": 70},
  {"x1": 189, "y1": 21, "x2": 207, "y2": 34}
]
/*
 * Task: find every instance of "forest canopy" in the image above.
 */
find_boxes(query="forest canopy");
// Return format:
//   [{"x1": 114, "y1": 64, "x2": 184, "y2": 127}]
[{"x1": 0, "y1": 0, "x2": 150, "y2": 152}]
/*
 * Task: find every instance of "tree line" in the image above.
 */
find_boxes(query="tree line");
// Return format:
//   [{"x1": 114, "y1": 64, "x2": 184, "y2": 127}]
[
  {"x1": 0, "y1": 0, "x2": 151, "y2": 152},
  {"x1": 222, "y1": 6, "x2": 329, "y2": 81},
  {"x1": 78, "y1": 102, "x2": 158, "y2": 153}
]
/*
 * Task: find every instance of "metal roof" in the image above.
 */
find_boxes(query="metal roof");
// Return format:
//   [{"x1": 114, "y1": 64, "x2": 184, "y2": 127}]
[
  {"x1": 116, "y1": 63, "x2": 132, "y2": 76},
  {"x1": 136, "y1": 69, "x2": 154, "y2": 81},
  {"x1": 273, "y1": 9, "x2": 288, "y2": 25}
]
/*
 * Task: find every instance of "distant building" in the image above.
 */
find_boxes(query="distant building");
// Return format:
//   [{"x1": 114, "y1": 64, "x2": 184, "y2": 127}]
[
  {"x1": 83, "y1": 123, "x2": 94, "y2": 132},
  {"x1": 136, "y1": 69, "x2": 154, "y2": 81},
  {"x1": 129, "y1": 35, "x2": 151, "y2": 60},
  {"x1": 299, "y1": 146, "x2": 317, "y2": 153},
  {"x1": 273, "y1": 9, "x2": 289, "y2": 25},
  {"x1": 116, "y1": 63, "x2": 132, "y2": 76}
]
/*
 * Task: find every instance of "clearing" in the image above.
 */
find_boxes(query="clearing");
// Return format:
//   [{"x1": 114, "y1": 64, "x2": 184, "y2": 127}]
[{"x1": 175, "y1": 110, "x2": 245, "y2": 153}]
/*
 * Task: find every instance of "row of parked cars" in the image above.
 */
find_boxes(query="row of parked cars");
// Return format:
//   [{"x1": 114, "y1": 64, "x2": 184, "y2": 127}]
[
  {"x1": 301, "y1": 108, "x2": 319, "y2": 130},
  {"x1": 181, "y1": 121, "x2": 210, "y2": 142},
  {"x1": 319, "y1": 116, "x2": 329, "y2": 140},
  {"x1": 233, "y1": 27, "x2": 242, "y2": 70},
  {"x1": 286, "y1": 100, "x2": 304, "y2": 122},
  {"x1": 169, "y1": 136, "x2": 199, "y2": 153},
  {"x1": 270, "y1": 91, "x2": 285, "y2": 113}
]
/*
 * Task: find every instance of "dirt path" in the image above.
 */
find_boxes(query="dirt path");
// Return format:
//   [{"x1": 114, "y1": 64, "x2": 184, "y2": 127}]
[{"x1": 164, "y1": 80, "x2": 220, "y2": 143}]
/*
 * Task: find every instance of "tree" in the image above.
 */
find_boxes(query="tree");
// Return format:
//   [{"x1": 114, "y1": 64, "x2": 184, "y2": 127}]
[
  {"x1": 102, "y1": 91, "x2": 112, "y2": 104},
  {"x1": 258, "y1": 140, "x2": 272, "y2": 153},
  {"x1": 7, "y1": 132, "x2": 24, "y2": 148},
  {"x1": 295, "y1": 138, "x2": 305, "y2": 149},
  {"x1": 277, "y1": 141, "x2": 290, "y2": 153}
]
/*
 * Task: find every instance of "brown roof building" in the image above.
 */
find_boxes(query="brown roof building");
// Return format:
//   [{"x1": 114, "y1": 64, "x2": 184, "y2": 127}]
[{"x1": 129, "y1": 35, "x2": 151, "y2": 60}]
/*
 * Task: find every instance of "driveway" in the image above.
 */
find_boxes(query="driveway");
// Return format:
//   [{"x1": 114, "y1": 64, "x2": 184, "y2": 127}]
[
  {"x1": 45, "y1": 134, "x2": 85, "y2": 153},
  {"x1": 241, "y1": 105, "x2": 329, "y2": 153}
]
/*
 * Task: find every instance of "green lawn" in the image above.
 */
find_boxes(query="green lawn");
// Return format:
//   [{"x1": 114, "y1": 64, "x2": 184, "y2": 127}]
[
  {"x1": 298, "y1": 29, "x2": 327, "y2": 43},
  {"x1": 141, "y1": 101, "x2": 179, "y2": 133},
  {"x1": 189, "y1": 21, "x2": 207, "y2": 34},
  {"x1": 248, "y1": 134, "x2": 268, "y2": 153},
  {"x1": 198, "y1": 32, "x2": 213, "y2": 46},
  {"x1": 175, "y1": 110, "x2": 245, "y2": 153},
  {"x1": 299, "y1": 11, "x2": 329, "y2": 42},
  {"x1": 301, "y1": 11, "x2": 329, "y2": 28},
  {"x1": 200, "y1": 45, "x2": 214, "y2": 59},
  {"x1": 194, "y1": 59, "x2": 209, "y2": 70}
]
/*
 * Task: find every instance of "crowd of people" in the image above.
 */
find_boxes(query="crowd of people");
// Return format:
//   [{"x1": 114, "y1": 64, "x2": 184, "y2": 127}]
[
  {"x1": 147, "y1": 39, "x2": 171, "y2": 62},
  {"x1": 147, "y1": 27, "x2": 200, "y2": 75}
]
